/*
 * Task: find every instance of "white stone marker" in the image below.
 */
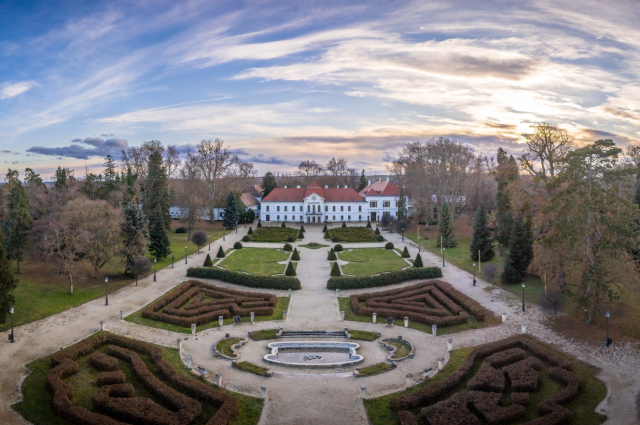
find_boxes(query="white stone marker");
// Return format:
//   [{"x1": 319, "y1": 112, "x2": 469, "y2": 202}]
[
  {"x1": 438, "y1": 357, "x2": 445, "y2": 370},
  {"x1": 432, "y1": 324, "x2": 437, "y2": 336},
  {"x1": 191, "y1": 324, "x2": 196, "y2": 335},
  {"x1": 406, "y1": 374, "x2": 414, "y2": 387},
  {"x1": 340, "y1": 311, "x2": 345, "y2": 321},
  {"x1": 336, "y1": 289, "x2": 339, "y2": 298},
  {"x1": 288, "y1": 289, "x2": 292, "y2": 298},
  {"x1": 177, "y1": 338, "x2": 182, "y2": 352},
  {"x1": 100, "y1": 321, "x2": 104, "y2": 331},
  {"x1": 261, "y1": 385, "x2": 267, "y2": 399},
  {"x1": 404, "y1": 317, "x2": 409, "y2": 328},
  {"x1": 250, "y1": 312, "x2": 255, "y2": 323},
  {"x1": 283, "y1": 310, "x2": 287, "y2": 320},
  {"x1": 186, "y1": 355, "x2": 192, "y2": 369},
  {"x1": 447, "y1": 339, "x2": 453, "y2": 351},
  {"x1": 372, "y1": 313, "x2": 377, "y2": 323},
  {"x1": 361, "y1": 385, "x2": 367, "y2": 399},
  {"x1": 219, "y1": 316, "x2": 224, "y2": 327},
  {"x1": 215, "y1": 373, "x2": 222, "y2": 387},
  {"x1": 502, "y1": 313, "x2": 507, "y2": 323},
  {"x1": 120, "y1": 310, "x2": 124, "y2": 320},
  {"x1": 521, "y1": 323, "x2": 527, "y2": 334}
]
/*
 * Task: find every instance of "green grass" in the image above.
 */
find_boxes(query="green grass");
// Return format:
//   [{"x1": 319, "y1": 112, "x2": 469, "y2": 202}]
[
  {"x1": 338, "y1": 248, "x2": 409, "y2": 276},
  {"x1": 364, "y1": 336, "x2": 607, "y2": 425},
  {"x1": 12, "y1": 332, "x2": 263, "y2": 425},
  {"x1": 218, "y1": 248, "x2": 291, "y2": 275},
  {"x1": 235, "y1": 361, "x2": 269, "y2": 376},
  {"x1": 250, "y1": 329, "x2": 279, "y2": 341},
  {"x1": 349, "y1": 330, "x2": 379, "y2": 341},
  {"x1": 326, "y1": 226, "x2": 379, "y2": 242},
  {"x1": 248, "y1": 226, "x2": 299, "y2": 242},
  {"x1": 359, "y1": 362, "x2": 394, "y2": 377},
  {"x1": 217, "y1": 337, "x2": 244, "y2": 358},
  {"x1": 384, "y1": 339, "x2": 412, "y2": 359},
  {"x1": 299, "y1": 243, "x2": 330, "y2": 249},
  {"x1": 126, "y1": 297, "x2": 290, "y2": 334},
  {"x1": 339, "y1": 297, "x2": 497, "y2": 336}
]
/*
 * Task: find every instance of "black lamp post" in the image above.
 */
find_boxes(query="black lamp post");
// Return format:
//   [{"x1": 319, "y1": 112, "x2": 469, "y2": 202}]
[
  {"x1": 153, "y1": 259, "x2": 157, "y2": 282},
  {"x1": 236, "y1": 220, "x2": 238, "y2": 233},
  {"x1": 473, "y1": 263, "x2": 476, "y2": 286},
  {"x1": 208, "y1": 234, "x2": 211, "y2": 251},
  {"x1": 605, "y1": 311, "x2": 611, "y2": 347},
  {"x1": 9, "y1": 306, "x2": 14, "y2": 343},
  {"x1": 442, "y1": 247, "x2": 446, "y2": 267},
  {"x1": 105, "y1": 277, "x2": 109, "y2": 306},
  {"x1": 418, "y1": 236, "x2": 421, "y2": 253},
  {"x1": 172, "y1": 255, "x2": 174, "y2": 268},
  {"x1": 401, "y1": 227, "x2": 404, "y2": 242},
  {"x1": 184, "y1": 246, "x2": 188, "y2": 264},
  {"x1": 521, "y1": 283, "x2": 526, "y2": 312}
]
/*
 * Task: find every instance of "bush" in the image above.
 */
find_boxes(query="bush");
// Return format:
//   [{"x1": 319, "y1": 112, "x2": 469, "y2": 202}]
[
  {"x1": 191, "y1": 230, "x2": 208, "y2": 250},
  {"x1": 175, "y1": 227, "x2": 188, "y2": 234},
  {"x1": 331, "y1": 236, "x2": 340, "y2": 242},
  {"x1": 366, "y1": 220, "x2": 371, "y2": 228},
  {"x1": 257, "y1": 221, "x2": 262, "y2": 228},
  {"x1": 327, "y1": 267, "x2": 442, "y2": 289},
  {"x1": 291, "y1": 248, "x2": 300, "y2": 261},
  {"x1": 375, "y1": 227, "x2": 380, "y2": 235},
  {"x1": 331, "y1": 262, "x2": 341, "y2": 276},
  {"x1": 326, "y1": 226, "x2": 377, "y2": 242},
  {"x1": 247, "y1": 226, "x2": 253, "y2": 235},
  {"x1": 342, "y1": 222, "x2": 347, "y2": 228},
  {"x1": 414, "y1": 253, "x2": 424, "y2": 268},
  {"x1": 203, "y1": 254, "x2": 213, "y2": 267},
  {"x1": 281, "y1": 222, "x2": 286, "y2": 228},
  {"x1": 242, "y1": 235, "x2": 250, "y2": 242},
  {"x1": 334, "y1": 244, "x2": 343, "y2": 252},
  {"x1": 283, "y1": 243, "x2": 292, "y2": 251},
  {"x1": 187, "y1": 268, "x2": 301, "y2": 290},
  {"x1": 322, "y1": 224, "x2": 328, "y2": 232},
  {"x1": 233, "y1": 242, "x2": 242, "y2": 249},
  {"x1": 298, "y1": 231, "x2": 304, "y2": 239},
  {"x1": 216, "y1": 246, "x2": 225, "y2": 258},
  {"x1": 285, "y1": 261, "x2": 296, "y2": 276},
  {"x1": 287, "y1": 236, "x2": 296, "y2": 242},
  {"x1": 300, "y1": 225, "x2": 305, "y2": 233},
  {"x1": 376, "y1": 235, "x2": 385, "y2": 242},
  {"x1": 401, "y1": 246, "x2": 410, "y2": 258},
  {"x1": 327, "y1": 249, "x2": 337, "y2": 261},
  {"x1": 385, "y1": 242, "x2": 394, "y2": 249}
]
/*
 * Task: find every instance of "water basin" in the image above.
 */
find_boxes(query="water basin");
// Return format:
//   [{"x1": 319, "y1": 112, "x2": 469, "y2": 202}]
[{"x1": 264, "y1": 341, "x2": 363, "y2": 368}]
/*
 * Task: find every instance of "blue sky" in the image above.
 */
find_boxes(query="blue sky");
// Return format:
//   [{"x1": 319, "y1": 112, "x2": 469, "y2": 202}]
[{"x1": 1, "y1": 0, "x2": 639, "y2": 179}]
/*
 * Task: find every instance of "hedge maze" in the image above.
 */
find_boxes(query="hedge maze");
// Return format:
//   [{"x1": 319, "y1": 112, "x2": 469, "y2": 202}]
[
  {"x1": 142, "y1": 280, "x2": 277, "y2": 327},
  {"x1": 46, "y1": 333, "x2": 239, "y2": 425},
  {"x1": 389, "y1": 335, "x2": 586, "y2": 425},
  {"x1": 349, "y1": 280, "x2": 491, "y2": 327}
]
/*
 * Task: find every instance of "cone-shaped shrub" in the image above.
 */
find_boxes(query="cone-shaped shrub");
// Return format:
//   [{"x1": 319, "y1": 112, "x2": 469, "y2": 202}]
[
  {"x1": 375, "y1": 227, "x2": 380, "y2": 235},
  {"x1": 257, "y1": 221, "x2": 262, "y2": 228},
  {"x1": 285, "y1": 261, "x2": 296, "y2": 276},
  {"x1": 330, "y1": 262, "x2": 341, "y2": 276},
  {"x1": 281, "y1": 221, "x2": 286, "y2": 228},
  {"x1": 248, "y1": 226, "x2": 253, "y2": 235},
  {"x1": 366, "y1": 220, "x2": 371, "y2": 228},
  {"x1": 283, "y1": 243, "x2": 292, "y2": 251},
  {"x1": 300, "y1": 225, "x2": 306, "y2": 233},
  {"x1": 401, "y1": 246, "x2": 410, "y2": 258},
  {"x1": 203, "y1": 254, "x2": 213, "y2": 267},
  {"x1": 342, "y1": 222, "x2": 347, "y2": 228},
  {"x1": 291, "y1": 248, "x2": 300, "y2": 261},
  {"x1": 298, "y1": 231, "x2": 304, "y2": 239},
  {"x1": 322, "y1": 223, "x2": 328, "y2": 232},
  {"x1": 234, "y1": 242, "x2": 243, "y2": 249},
  {"x1": 327, "y1": 248, "x2": 337, "y2": 261},
  {"x1": 216, "y1": 246, "x2": 226, "y2": 258},
  {"x1": 414, "y1": 253, "x2": 424, "y2": 268}
]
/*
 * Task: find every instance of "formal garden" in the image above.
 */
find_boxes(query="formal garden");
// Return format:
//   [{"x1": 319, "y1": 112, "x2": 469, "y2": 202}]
[
  {"x1": 336, "y1": 248, "x2": 410, "y2": 276},
  {"x1": 217, "y1": 247, "x2": 296, "y2": 276},
  {"x1": 246, "y1": 225, "x2": 300, "y2": 242},
  {"x1": 325, "y1": 225, "x2": 381, "y2": 242}
]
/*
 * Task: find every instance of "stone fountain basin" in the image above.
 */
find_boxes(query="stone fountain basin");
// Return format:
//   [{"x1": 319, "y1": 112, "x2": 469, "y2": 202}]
[{"x1": 264, "y1": 341, "x2": 363, "y2": 368}]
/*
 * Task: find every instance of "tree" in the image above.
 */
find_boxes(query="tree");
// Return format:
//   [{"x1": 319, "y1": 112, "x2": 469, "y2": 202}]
[
  {"x1": 24, "y1": 167, "x2": 47, "y2": 219},
  {"x1": 101, "y1": 154, "x2": 117, "y2": 199},
  {"x1": 41, "y1": 214, "x2": 86, "y2": 294},
  {"x1": 217, "y1": 246, "x2": 226, "y2": 258},
  {"x1": 191, "y1": 230, "x2": 207, "y2": 253},
  {"x1": 327, "y1": 248, "x2": 337, "y2": 261},
  {"x1": 257, "y1": 220, "x2": 262, "y2": 228},
  {"x1": 297, "y1": 160, "x2": 324, "y2": 182},
  {"x1": 401, "y1": 246, "x2": 410, "y2": 258},
  {"x1": 0, "y1": 231, "x2": 17, "y2": 324},
  {"x1": 262, "y1": 172, "x2": 277, "y2": 198},
  {"x1": 322, "y1": 223, "x2": 328, "y2": 232},
  {"x1": 300, "y1": 224, "x2": 306, "y2": 233},
  {"x1": 203, "y1": 254, "x2": 213, "y2": 267},
  {"x1": 2, "y1": 170, "x2": 33, "y2": 274},
  {"x1": 519, "y1": 123, "x2": 573, "y2": 189},
  {"x1": 291, "y1": 248, "x2": 300, "y2": 261},
  {"x1": 366, "y1": 220, "x2": 371, "y2": 228},
  {"x1": 520, "y1": 202, "x2": 534, "y2": 269},
  {"x1": 54, "y1": 166, "x2": 68, "y2": 191},
  {"x1": 248, "y1": 227, "x2": 253, "y2": 235},
  {"x1": 246, "y1": 209, "x2": 256, "y2": 223},
  {"x1": 495, "y1": 147, "x2": 518, "y2": 247},
  {"x1": 397, "y1": 188, "x2": 408, "y2": 221},
  {"x1": 131, "y1": 257, "x2": 152, "y2": 286},
  {"x1": 358, "y1": 169, "x2": 367, "y2": 191},
  {"x1": 413, "y1": 253, "x2": 423, "y2": 268},
  {"x1": 121, "y1": 203, "x2": 148, "y2": 276},
  {"x1": 148, "y1": 209, "x2": 171, "y2": 260},
  {"x1": 285, "y1": 261, "x2": 296, "y2": 276},
  {"x1": 223, "y1": 192, "x2": 240, "y2": 229},
  {"x1": 501, "y1": 214, "x2": 528, "y2": 285},
  {"x1": 330, "y1": 262, "x2": 341, "y2": 276},
  {"x1": 482, "y1": 263, "x2": 499, "y2": 284},
  {"x1": 436, "y1": 202, "x2": 457, "y2": 248},
  {"x1": 178, "y1": 149, "x2": 204, "y2": 238},
  {"x1": 142, "y1": 147, "x2": 171, "y2": 230},
  {"x1": 121, "y1": 166, "x2": 138, "y2": 206},
  {"x1": 470, "y1": 204, "x2": 494, "y2": 262}
]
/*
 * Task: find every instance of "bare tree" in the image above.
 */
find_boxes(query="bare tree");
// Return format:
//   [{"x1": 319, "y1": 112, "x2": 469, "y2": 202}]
[
  {"x1": 519, "y1": 123, "x2": 573, "y2": 185},
  {"x1": 482, "y1": 263, "x2": 499, "y2": 285},
  {"x1": 466, "y1": 154, "x2": 497, "y2": 210},
  {"x1": 164, "y1": 145, "x2": 181, "y2": 180},
  {"x1": 326, "y1": 157, "x2": 348, "y2": 186},
  {"x1": 297, "y1": 160, "x2": 324, "y2": 184},
  {"x1": 195, "y1": 139, "x2": 239, "y2": 223},
  {"x1": 131, "y1": 257, "x2": 152, "y2": 286},
  {"x1": 178, "y1": 148, "x2": 204, "y2": 238},
  {"x1": 191, "y1": 230, "x2": 207, "y2": 253},
  {"x1": 41, "y1": 218, "x2": 87, "y2": 294}
]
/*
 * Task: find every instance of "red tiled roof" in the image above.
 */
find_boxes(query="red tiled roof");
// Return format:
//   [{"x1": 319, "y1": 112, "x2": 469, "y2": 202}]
[
  {"x1": 359, "y1": 180, "x2": 400, "y2": 197},
  {"x1": 261, "y1": 182, "x2": 365, "y2": 202}
]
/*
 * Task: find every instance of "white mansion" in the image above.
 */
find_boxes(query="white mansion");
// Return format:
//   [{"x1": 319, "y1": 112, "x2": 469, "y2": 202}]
[{"x1": 259, "y1": 179, "x2": 405, "y2": 224}]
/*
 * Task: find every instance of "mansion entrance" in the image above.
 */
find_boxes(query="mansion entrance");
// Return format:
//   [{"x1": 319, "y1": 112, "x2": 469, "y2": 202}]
[{"x1": 370, "y1": 212, "x2": 377, "y2": 221}]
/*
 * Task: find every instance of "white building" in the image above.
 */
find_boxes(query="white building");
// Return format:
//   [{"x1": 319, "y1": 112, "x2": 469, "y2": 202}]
[{"x1": 358, "y1": 178, "x2": 404, "y2": 222}]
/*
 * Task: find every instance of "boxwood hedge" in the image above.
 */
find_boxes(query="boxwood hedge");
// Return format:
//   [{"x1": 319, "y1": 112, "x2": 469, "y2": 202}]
[
  {"x1": 326, "y1": 266, "x2": 442, "y2": 289},
  {"x1": 187, "y1": 267, "x2": 301, "y2": 290}
]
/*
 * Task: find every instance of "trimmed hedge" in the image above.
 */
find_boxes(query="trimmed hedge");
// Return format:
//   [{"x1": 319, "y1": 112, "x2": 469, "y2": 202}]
[
  {"x1": 401, "y1": 247, "x2": 410, "y2": 258},
  {"x1": 203, "y1": 254, "x2": 213, "y2": 267},
  {"x1": 331, "y1": 262, "x2": 341, "y2": 277},
  {"x1": 89, "y1": 352, "x2": 118, "y2": 371},
  {"x1": 291, "y1": 248, "x2": 300, "y2": 261},
  {"x1": 187, "y1": 267, "x2": 301, "y2": 290},
  {"x1": 414, "y1": 253, "x2": 423, "y2": 268},
  {"x1": 175, "y1": 227, "x2": 187, "y2": 234},
  {"x1": 327, "y1": 249, "x2": 337, "y2": 261},
  {"x1": 216, "y1": 246, "x2": 225, "y2": 258},
  {"x1": 283, "y1": 243, "x2": 292, "y2": 251},
  {"x1": 247, "y1": 226, "x2": 253, "y2": 235},
  {"x1": 385, "y1": 242, "x2": 394, "y2": 249},
  {"x1": 327, "y1": 267, "x2": 442, "y2": 290},
  {"x1": 285, "y1": 261, "x2": 296, "y2": 276},
  {"x1": 233, "y1": 242, "x2": 243, "y2": 249},
  {"x1": 242, "y1": 235, "x2": 250, "y2": 242},
  {"x1": 322, "y1": 224, "x2": 327, "y2": 232},
  {"x1": 334, "y1": 244, "x2": 343, "y2": 252}
]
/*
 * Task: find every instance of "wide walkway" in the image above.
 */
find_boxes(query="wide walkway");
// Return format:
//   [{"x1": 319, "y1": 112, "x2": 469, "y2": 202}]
[{"x1": 1, "y1": 224, "x2": 639, "y2": 425}]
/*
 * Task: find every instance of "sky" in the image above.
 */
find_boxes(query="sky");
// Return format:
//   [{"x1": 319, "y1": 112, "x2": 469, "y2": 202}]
[{"x1": 0, "y1": 0, "x2": 639, "y2": 180}]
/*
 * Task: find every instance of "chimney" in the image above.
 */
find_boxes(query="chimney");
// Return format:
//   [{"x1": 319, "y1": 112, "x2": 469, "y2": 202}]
[
  {"x1": 296, "y1": 185, "x2": 300, "y2": 188},
  {"x1": 368, "y1": 180, "x2": 371, "y2": 186},
  {"x1": 345, "y1": 185, "x2": 348, "y2": 188},
  {"x1": 378, "y1": 177, "x2": 381, "y2": 182},
  {"x1": 325, "y1": 185, "x2": 328, "y2": 188},
  {"x1": 284, "y1": 185, "x2": 287, "y2": 189},
  {"x1": 386, "y1": 177, "x2": 390, "y2": 182}
]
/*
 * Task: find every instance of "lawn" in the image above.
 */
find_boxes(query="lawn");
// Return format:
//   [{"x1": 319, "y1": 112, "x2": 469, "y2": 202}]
[
  {"x1": 250, "y1": 329, "x2": 279, "y2": 341},
  {"x1": 326, "y1": 226, "x2": 380, "y2": 242},
  {"x1": 359, "y1": 362, "x2": 394, "y2": 377},
  {"x1": 349, "y1": 330, "x2": 379, "y2": 341},
  {"x1": 298, "y1": 243, "x2": 330, "y2": 249},
  {"x1": 363, "y1": 336, "x2": 607, "y2": 425},
  {"x1": 338, "y1": 248, "x2": 410, "y2": 276},
  {"x1": 217, "y1": 337, "x2": 244, "y2": 358},
  {"x1": 248, "y1": 226, "x2": 300, "y2": 242},
  {"x1": 12, "y1": 332, "x2": 263, "y2": 425},
  {"x1": 126, "y1": 296, "x2": 290, "y2": 334},
  {"x1": 384, "y1": 339, "x2": 412, "y2": 359},
  {"x1": 218, "y1": 248, "x2": 291, "y2": 275},
  {"x1": 235, "y1": 361, "x2": 269, "y2": 376}
]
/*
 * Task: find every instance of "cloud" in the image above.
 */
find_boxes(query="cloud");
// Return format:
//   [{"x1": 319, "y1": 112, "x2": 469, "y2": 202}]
[
  {"x1": 231, "y1": 148, "x2": 250, "y2": 155},
  {"x1": 0, "y1": 149, "x2": 11, "y2": 155},
  {"x1": 27, "y1": 137, "x2": 129, "y2": 159},
  {"x1": 245, "y1": 154, "x2": 297, "y2": 166},
  {"x1": 1, "y1": 81, "x2": 37, "y2": 99}
]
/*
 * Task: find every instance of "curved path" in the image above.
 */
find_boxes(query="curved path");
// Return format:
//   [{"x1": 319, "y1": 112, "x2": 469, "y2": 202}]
[{"x1": 1, "y1": 224, "x2": 639, "y2": 425}]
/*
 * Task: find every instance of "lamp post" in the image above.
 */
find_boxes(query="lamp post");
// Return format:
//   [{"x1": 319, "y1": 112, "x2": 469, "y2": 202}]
[
  {"x1": 153, "y1": 259, "x2": 157, "y2": 282},
  {"x1": 172, "y1": 255, "x2": 174, "y2": 268},
  {"x1": 105, "y1": 277, "x2": 109, "y2": 306},
  {"x1": 521, "y1": 283, "x2": 526, "y2": 312},
  {"x1": 442, "y1": 247, "x2": 445, "y2": 267},
  {"x1": 208, "y1": 235, "x2": 211, "y2": 251},
  {"x1": 418, "y1": 236, "x2": 421, "y2": 253},
  {"x1": 605, "y1": 311, "x2": 610, "y2": 347},
  {"x1": 401, "y1": 227, "x2": 404, "y2": 242},
  {"x1": 236, "y1": 220, "x2": 238, "y2": 234},
  {"x1": 473, "y1": 263, "x2": 476, "y2": 286},
  {"x1": 184, "y1": 245, "x2": 188, "y2": 264},
  {"x1": 9, "y1": 306, "x2": 14, "y2": 343}
]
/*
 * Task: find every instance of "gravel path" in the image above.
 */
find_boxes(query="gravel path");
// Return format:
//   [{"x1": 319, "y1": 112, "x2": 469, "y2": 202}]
[{"x1": 0, "y1": 223, "x2": 638, "y2": 425}]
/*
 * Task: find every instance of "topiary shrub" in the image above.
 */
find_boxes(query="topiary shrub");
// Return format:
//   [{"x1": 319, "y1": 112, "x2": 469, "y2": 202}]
[
  {"x1": 203, "y1": 254, "x2": 213, "y2": 267},
  {"x1": 385, "y1": 242, "x2": 394, "y2": 249},
  {"x1": 327, "y1": 267, "x2": 443, "y2": 289},
  {"x1": 247, "y1": 226, "x2": 253, "y2": 235},
  {"x1": 342, "y1": 222, "x2": 347, "y2": 228},
  {"x1": 291, "y1": 248, "x2": 300, "y2": 261},
  {"x1": 187, "y1": 268, "x2": 301, "y2": 290},
  {"x1": 300, "y1": 225, "x2": 306, "y2": 233},
  {"x1": 283, "y1": 243, "x2": 293, "y2": 251},
  {"x1": 366, "y1": 221, "x2": 371, "y2": 228},
  {"x1": 401, "y1": 246, "x2": 410, "y2": 258},
  {"x1": 233, "y1": 242, "x2": 243, "y2": 249},
  {"x1": 298, "y1": 231, "x2": 304, "y2": 239},
  {"x1": 281, "y1": 222, "x2": 286, "y2": 228},
  {"x1": 327, "y1": 248, "x2": 337, "y2": 261},
  {"x1": 322, "y1": 223, "x2": 328, "y2": 232},
  {"x1": 285, "y1": 261, "x2": 296, "y2": 276},
  {"x1": 376, "y1": 235, "x2": 385, "y2": 242},
  {"x1": 414, "y1": 253, "x2": 424, "y2": 268},
  {"x1": 257, "y1": 221, "x2": 262, "y2": 228},
  {"x1": 375, "y1": 227, "x2": 380, "y2": 235},
  {"x1": 334, "y1": 244, "x2": 343, "y2": 252},
  {"x1": 217, "y1": 246, "x2": 226, "y2": 258},
  {"x1": 175, "y1": 226, "x2": 188, "y2": 234},
  {"x1": 287, "y1": 236, "x2": 296, "y2": 242},
  {"x1": 242, "y1": 235, "x2": 250, "y2": 242},
  {"x1": 331, "y1": 236, "x2": 340, "y2": 242},
  {"x1": 330, "y1": 262, "x2": 341, "y2": 276}
]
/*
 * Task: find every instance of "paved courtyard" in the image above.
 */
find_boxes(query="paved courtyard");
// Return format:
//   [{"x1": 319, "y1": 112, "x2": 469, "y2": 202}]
[{"x1": 1, "y1": 224, "x2": 639, "y2": 425}]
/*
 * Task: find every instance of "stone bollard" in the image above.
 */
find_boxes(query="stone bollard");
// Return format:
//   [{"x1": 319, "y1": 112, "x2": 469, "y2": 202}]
[
  {"x1": 177, "y1": 338, "x2": 182, "y2": 352},
  {"x1": 406, "y1": 374, "x2": 414, "y2": 387},
  {"x1": 372, "y1": 313, "x2": 377, "y2": 323},
  {"x1": 191, "y1": 324, "x2": 196, "y2": 335},
  {"x1": 447, "y1": 339, "x2": 453, "y2": 352},
  {"x1": 261, "y1": 385, "x2": 267, "y2": 399},
  {"x1": 336, "y1": 289, "x2": 339, "y2": 298},
  {"x1": 100, "y1": 321, "x2": 104, "y2": 331},
  {"x1": 438, "y1": 357, "x2": 445, "y2": 371},
  {"x1": 250, "y1": 312, "x2": 255, "y2": 323},
  {"x1": 120, "y1": 310, "x2": 124, "y2": 320},
  {"x1": 404, "y1": 317, "x2": 409, "y2": 328},
  {"x1": 219, "y1": 316, "x2": 224, "y2": 327},
  {"x1": 361, "y1": 385, "x2": 366, "y2": 399},
  {"x1": 215, "y1": 373, "x2": 222, "y2": 387},
  {"x1": 502, "y1": 313, "x2": 507, "y2": 323},
  {"x1": 432, "y1": 324, "x2": 437, "y2": 336},
  {"x1": 232, "y1": 360, "x2": 237, "y2": 368},
  {"x1": 521, "y1": 323, "x2": 527, "y2": 334},
  {"x1": 283, "y1": 310, "x2": 287, "y2": 320},
  {"x1": 186, "y1": 355, "x2": 192, "y2": 370},
  {"x1": 340, "y1": 311, "x2": 345, "y2": 321},
  {"x1": 248, "y1": 330, "x2": 252, "y2": 338},
  {"x1": 288, "y1": 289, "x2": 292, "y2": 298}
]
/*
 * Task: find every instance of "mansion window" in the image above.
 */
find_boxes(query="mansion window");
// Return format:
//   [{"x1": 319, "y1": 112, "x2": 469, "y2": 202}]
[
  {"x1": 340, "y1": 206, "x2": 344, "y2": 212},
  {"x1": 266, "y1": 215, "x2": 270, "y2": 221},
  {"x1": 308, "y1": 205, "x2": 311, "y2": 212},
  {"x1": 370, "y1": 201, "x2": 377, "y2": 208},
  {"x1": 348, "y1": 215, "x2": 351, "y2": 220},
  {"x1": 396, "y1": 201, "x2": 400, "y2": 207},
  {"x1": 284, "y1": 206, "x2": 288, "y2": 212},
  {"x1": 266, "y1": 206, "x2": 270, "y2": 212},
  {"x1": 382, "y1": 211, "x2": 390, "y2": 217},
  {"x1": 325, "y1": 216, "x2": 329, "y2": 221},
  {"x1": 358, "y1": 205, "x2": 362, "y2": 212},
  {"x1": 333, "y1": 206, "x2": 336, "y2": 212},
  {"x1": 383, "y1": 201, "x2": 390, "y2": 208},
  {"x1": 333, "y1": 215, "x2": 336, "y2": 220},
  {"x1": 341, "y1": 215, "x2": 344, "y2": 220},
  {"x1": 277, "y1": 215, "x2": 280, "y2": 220},
  {"x1": 348, "y1": 206, "x2": 351, "y2": 212},
  {"x1": 325, "y1": 206, "x2": 328, "y2": 212},
  {"x1": 277, "y1": 206, "x2": 280, "y2": 212},
  {"x1": 285, "y1": 215, "x2": 288, "y2": 220}
]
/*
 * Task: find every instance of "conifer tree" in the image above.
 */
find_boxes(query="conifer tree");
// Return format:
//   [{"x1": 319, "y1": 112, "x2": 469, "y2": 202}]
[
  {"x1": 148, "y1": 210, "x2": 171, "y2": 260},
  {"x1": 469, "y1": 204, "x2": 494, "y2": 262},
  {"x1": 401, "y1": 246, "x2": 410, "y2": 258},
  {"x1": 281, "y1": 221, "x2": 286, "y2": 228},
  {"x1": 521, "y1": 203, "x2": 534, "y2": 269},
  {"x1": 203, "y1": 254, "x2": 213, "y2": 267},
  {"x1": 436, "y1": 202, "x2": 457, "y2": 248},
  {"x1": 248, "y1": 226, "x2": 253, "y2": 235},
  {"x1": 413, "y1": 253, "x2": 424, "y2": 268},
  {"x1": 300, "y1": 224, "x2": 306, "y2": 233},
  {"x1": 54, "y1": 166, "x2": 68, "y2": 191},
  {"x1": 501, "y1": 214, "x2": 528, "y2": 285},
  {"x1": 330, "y1": 262, "x2": 341, "y2": 276},
  {"x1": 143, "y1": 149, "x2": 171, "y2": 230},
  {"x1": 216, "y1": 246, "x2": 226, "y2": 258},
  {"x1": 0, "y1": 231, "x2": 17, "y2": 324},
  {"x1": 495, "y1": 180, "x2": 512, "y2": 247},
  {"x1": 342, "y1": 222, "x2": 347, "y2": 228},
  {"x1": 2, "y1": 171, "x2": 32, "y2": 274},
  {"x1": 327, "y1": 248, "x2": 337, "y2": 261},
  {"x1": 291, "y1": 248, "x2": 300, "y2": 261},
  {"x1": 322, "y1": 223, "x2": 327, "y2": 232},
  {"x1": 358, "y1": 169, "x2": 367, "y2": 192},
  {"x1": 285, "y1": 261, "x2": 296, "y2": 276},
  {"x1": 121, "y1": 203, "x2": 149, "y2": 275},
  {"x1": 261, "y1": 172, "x2": 277, "y2": 198},
  {"x1": 397, "y1": 188, "x2": 407, "y2": 221},
  {"x1": 257, "y1": 220, "x2": 262, "y2": 228},
  {"x1": 366, "y1": 220, "x2": 371, "y2": 228},
  {"x1": 223, "y1": 192, "x2": 240, "y2": 229},
  {"x1": 375, "y1": 227, "x2": 380, "y2": 235},
  {"x1": 121, "y1": 166, "x2": 138, "y2": 206},
  {"x1": 100, "y1": 154, "x2": 117, "y2": 199},
  {"x1": 298, "y1": 230, "x2": 304, "y2": 239}
]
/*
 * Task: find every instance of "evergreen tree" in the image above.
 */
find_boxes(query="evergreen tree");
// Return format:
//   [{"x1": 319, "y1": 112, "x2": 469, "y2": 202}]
[
  {"x1": 0, "y1": 231, "x2": 17, "y2": 324},
  {"x1": 436, "y1": 202, "x2": 457, "y2": 248},
  {"x1": 262, "y1": 172, "x2": 277, "y2": 198},
  {"x1": 285, "y1": 261, "x2": 296, "y2": 276},
  {"x1": 217, "y1": 246, "x2": 226, "y2": 258},
  {"x1": 122, "y1": 166, "x2": 138, "y2": 206},
  {"x1": 203, "y1": 254, "x2": 213, "y2": 267},
  {"x1": 121, "y1": 203, "x2": 149, "y2": 275},
  {"x1": 143, "y1": 149, "x2": 171, "y2": 230},
  {"x1": 327, "y1": 248, "x2": 337, "y2": 261},
  {"x1": 100, "y1": 154, "x2": 117, "y2": 199},
  {"x1": 322, "y1": 223, "x2": 327, "y2": 232},
  {"x1": 520, "y1": 202, "x2": 534, "y2": 269},
  {"x1": 375, "y1": 227, "x2": 380, "y2": 235},
  {"x1": 501, "y1": 214, "x2": 528, "y2": 285},
  {"x1": 291, "y1": 248, "x2": 300, "y2": 261},
  {"x1": 298, "y1": 230, "x2": 304, "y2": 239},
  {"x1": 397, "y1": 188, "x2": 408, "y2": 221},
  {"x1": 147, "y1": 210, "x2": 171, "y2": 260},
  {"x1": 342, "y1": 222, "x2": 347, "y2": 228},
  {"x1": 495, "y1": 180, "x2": 512, "y2": 246},
  {"x1": 330, "y1": 262, "x2": 341, "y2": 276},
  {"x1": 257, "y1": 220, "x2": 262, "y2": 228},
  {"x1": 2, "y1": 172, "x2": 32, "y2": 274},
  {"x1": 401, "y1": 246, "x2": 410, "y2": 258},
  {"x1": 358, "y1": 169, "x2": 367, "y2": 192},
  {"x1": 366, "y1": 220, "x2": 371, "y2": 228},
  {"x1": 281, "y1": 221, "x2": 286, "y2": 228},
  {"x1": 413, "y1": 253, "x2": 424, "y2": 268},
  {"x1": 223, "y1": 192, "x2": 240, "y2": 229},
  {"x1": 469, "y1": 204, "x2": 494, "y2": 262},
  {"x1": 54, "y1": 166, "x2": 68, "y2": 190},
  {"x1": 300, "y1": 224, "x2": 306, "y2": 233},
  {"x1": 248, "y1": 226, "x2": 253, "y2": 235}
]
